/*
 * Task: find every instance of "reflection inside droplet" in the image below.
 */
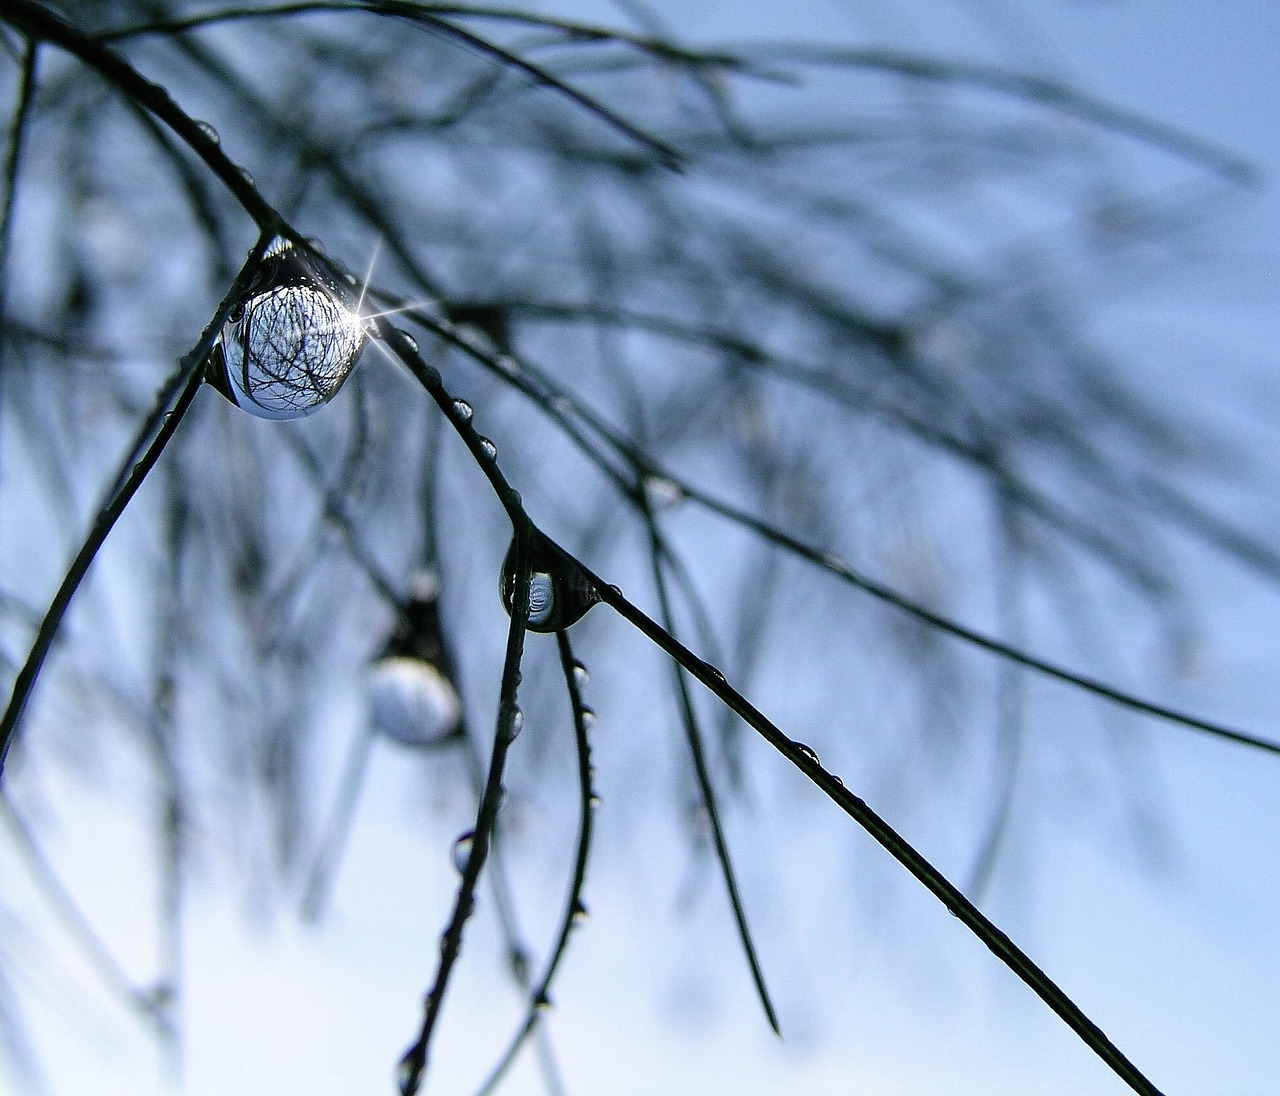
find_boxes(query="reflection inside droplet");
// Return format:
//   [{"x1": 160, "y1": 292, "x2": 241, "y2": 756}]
[
  {"x1": 208, "y1": 236, "x2": 365, "y2": 420},
  {"x1": 499, "y1": 533, "x2": 600, "y2": 633}
]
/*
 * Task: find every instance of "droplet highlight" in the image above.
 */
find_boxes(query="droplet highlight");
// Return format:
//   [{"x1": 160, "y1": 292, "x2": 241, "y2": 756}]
[
  {"x1": 193, "y1": 119, "x2": 220, "y2": 145},
  {"x1": 451, "y1": 399, "x2": 473, "y2": 422}
]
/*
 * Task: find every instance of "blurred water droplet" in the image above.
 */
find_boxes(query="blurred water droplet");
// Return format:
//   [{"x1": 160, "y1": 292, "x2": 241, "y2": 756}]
[
  {"x1": 572, "y1": 661, "x2": 589, "y2": 689},
  {"x1": 397, "y1": 1052, "x2": 420, "y2": 1096},
  {"x1": 478, "y1": 436, "x2": 498, "y2": 461},
  {"x1": 589, "y1": 793, "x2": 602, "y2": 809},
  {"x1": 571, "y1": 900, "x2": 589, "y2": 925},
  {"x1": 509, "y1": 947, "x2": 531, "y2": 984},
  {"x1": 496, "y1": 354, "x2": 519, "y2": 375},
  {"x1": 367, "y1": 656, "x2": 461, "y2": 748},
  {"x1": 820, "y1": 552, "x2": 846, "y2": 572},
  {"x1": 580, "y1": 707, "x2": 596, "y2": 729},
  {"x1": 452, "y1": 399, "x2": 473, "y2": 422},
  {"x1": 550, "y1": 396, "x2": 572, "y2": 417},
  {"x1": 500, "y1": 533, "x2": 600, "y2": 633},
  {"x1": 193, "y1": 119, "x2": 220, "y2": 145},
  {"x1": 397, "y1": 329, "x2": 418, "y2": 352},
  {"x1": 451, "y1": 830, "x2": 475, "y2": 874},
  {"x1": 534, "y1": 993, "x2": 552, "y2": 1012},
  {"x1": 238, "y1": 165, "x2": 255, "y2": 187},
  {"x1": 208, "y1": 236, "x2": 364, "y2": 419},
  {"x1": 644, "y1": 474, "x2": 686, "y2": 509}
]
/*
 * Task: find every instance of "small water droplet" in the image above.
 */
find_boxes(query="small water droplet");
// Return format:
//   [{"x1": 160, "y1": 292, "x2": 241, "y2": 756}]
[
  {"x1": 820, "y1": 552, "x2": 846, "y2": 573},
  {"x1": 193, "y1": 119, "x2": 220, "y2": 145},
  {"x1": 238, "y1": 165, "x2": 255, "y2": 187},
  {"x1": 496, "y1": 353, "x2": 520, "y2": 375},
  {"x1": 343, "y1": 271, "x2": 360, "y2": 286},
  {"x1": 509, "y1": 947, "x2": 531, "y2": 984},
  {"x1": 397, "y1": 1051, "x2": 421, "y2": 1096},
  {"x1": 792, "y1": 741, "x2": 820, "y2": 765},
  {"x1": 571, "y1": 900, "x2": 589, "y2": 925},
  {"x1": 397, "y1": 329, "x2": 418, "y2": 353},
  {"x1": 478, "y1": 436, "x2": 498, "y2": 461},
  {"x1": 452, "y1": 399, "x2": 473, "y2": 422},
  {"x1": 550, "y1": 396, "x2": 572, "y2": 417},
  {"x1": 572, "y1": 661, "x2": 589, "y2": 689},
  {"x1": 500, "y1": 533, "x2": 601, "y2": 633},
  {"x1": 451, "y1": 830, "x2": 475, "y2": 873},
  {"x1": 580, "y1": 707, "x2": 596, "y2": 729},
  {"x1": 207, "y1": 236, "x2": 364, "y2": 419},
  {"x1": 644, "y1": 475, "x2": 686, "y2": 510},
  {"x1": 534, "y1": 993, "x2": 552, "y2": 1012},
  {"x1": 589, "y1": 793, "x2": 602, "y2": 809},
  {"x1": 504, "y1": 707, "x2": 524, "y2": 741}
]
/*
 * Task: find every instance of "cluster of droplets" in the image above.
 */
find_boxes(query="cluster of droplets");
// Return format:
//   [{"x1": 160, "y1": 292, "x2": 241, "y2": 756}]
[
  {"x1": 208, "y1": 236, "x2": 365, "y2": 419},
  {"x1": 499, "y1": 532, "x2": 600, "y2": 633}
]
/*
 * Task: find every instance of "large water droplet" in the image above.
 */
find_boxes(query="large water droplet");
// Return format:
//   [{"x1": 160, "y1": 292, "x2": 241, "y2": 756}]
[
  {"x1": 207, "y1": 236, "x2": 365, "y2": 419},
  {"x1": 499, "y1": 533, "x2": 601, "y2": 633},
  {"x1": 193, "y1": 119, "x2": 220, "y2": 145},
  {"x1": 451, "y1": 830, "x2": 475, "y2": 874},
  {"x1": 367, "y1": 656, "x2": 461, "y2": 748}
]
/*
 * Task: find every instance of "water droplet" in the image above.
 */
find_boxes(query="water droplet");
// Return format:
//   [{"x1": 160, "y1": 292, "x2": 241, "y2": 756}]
[
  {"x1": 572, "y1": 661, "x2": 589, "y2": 689},
  {"x1": 504, "y1": 706, "x2": 524, "y2": 741},
  {"x1": 478, "y1": 436, "x2": 498, "y2": 461},
  {"x1": 820, "y1": 552, "x2": 846, "y2": 573},
  {"x1": 644, "y1": 475, "x2": 686, "y2": 510},
  {"x1": 549, "y1": 396, "x2": 572, "y2": 417},
  {"x1": 571, "y1": 900, "x2": 589, "y2": 925},
  {"x1": 451, "y1": 830, "x2": 475, "y2": 873},
  {"x1": 588, "y1": 793, "x2": 602, "y2": 809},
  {"x1": 452, "y1": 399, "x2": 473, "y2": 422},
  {"x1": 534, "y1": 993, "x2": 552, "y2": 1012},
  {"x1": 367, "y1": 656, "x2": 461, "y2": 748},
  {"x1": 397, "y1": 1051, "x2": 421, "y2": 1096},
  {"x1": 499, "y1": 533, "x2": 601, "y2": 633},
  {"x1": 397, "y1": 329, "x2": 418, "y2": 353},
  {"x1": 193, "y1": 119, "x2": 220, "y2": 145},
  {"x1": 343, "y1": 271, "x2": 360, "y2": 286},
  {"x1": 496, "y1": 353, "x2": 520, "y2": 375},
  {"x1": 792, "y1": 741, "x2": 820, "y2": 765},
  {"x1": 579, "y1": 707, "x2": 596, "y2": 729},
  {"x1": 509, "y1": 947, "x2": 531, "y2": 984},
  {"x1": 238, "y1": 165, "x2": 255, "y2": 187},
  {"x1": 207, "y1": 236, "x2": 365, "y2": 419}
]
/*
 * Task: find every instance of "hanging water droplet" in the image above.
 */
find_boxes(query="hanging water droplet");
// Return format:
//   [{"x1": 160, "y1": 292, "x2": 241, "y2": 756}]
[
  {"x1": 366, "y1": 656, "x2": 462, "y2": 748},
  {"x1": 534, "y1": 993, "x2": 552, "y2": 1012},
  {"x1": 588, "y1": 793, "x2": 602, "y2": 809},
  {"x1": 451, "y1": 830, "x2": 475, "y2": 874},
  {"x1": 452, "y1": 398, "x2": 473, "y2": 422},
  {"x1": 207, "y1": 236, "x2": 365, "y2": 419},
  {"x1": 572, "y1": 661, "x2": 589, "y2": 690},
  {"x1": 478, "y1": 436, "x2": 498, "y2": 461},
  {"x1": 571, "y1": 900, "x2": 589, "y2": 925},
  {"x1": 193, "y1": 119, "x2": 220, "y2": 145},
  {"x1": 579, "y1": 707, "x2": 596, "y2": 729},
  {"x1": 397, "y1": 329, "x2": 418, "y2": 353},
  {"x1": 499, "y1": 533, "x2": 601, "y2": 633},
  {"x1": 792, "y1": 741, "x2": 820, "y2": 765},
  {"x1": 644, "y1": 474, "x2": 686, "y2": 510},
  {"x1": 397, "y1": 1051, "x2": 421, "y2": 1096}
]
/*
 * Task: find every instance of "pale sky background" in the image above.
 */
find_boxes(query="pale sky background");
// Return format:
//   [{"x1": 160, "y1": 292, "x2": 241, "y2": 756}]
[{"x1": 6, "y1": 2, "x2": 1280, "y2": 1095}]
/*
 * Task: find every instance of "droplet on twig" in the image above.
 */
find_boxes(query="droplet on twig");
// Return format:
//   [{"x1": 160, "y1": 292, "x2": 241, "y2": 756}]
[
  {"x1": 366, "y1": 572, "x2": 463, "y2": 748},
  {"x1": 499, "y1": 532, "x2": 600, "y2": 633},
  {"x1": 207, "y1": 235, "x2": 365, "y2": 419},
  {"x1": 451, "y1": 830, "x2": 475, "y2": 874}
]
